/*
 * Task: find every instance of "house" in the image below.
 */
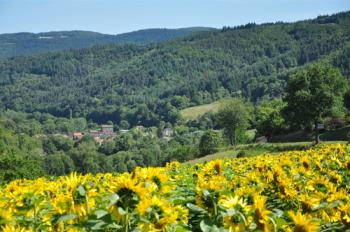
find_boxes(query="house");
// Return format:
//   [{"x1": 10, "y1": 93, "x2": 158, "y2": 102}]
[
  {"x1": 136, "y1": 125, "x2": 144, "y2": 131},
  {"x1": 163, "y1": 128, "x2": 173, "y2": 137},
  {"x1": 101, "y1": 125, "x2": 114, "y2": 136},
  {"x1": 90, "y1": 130, "x2": 100, "y2": 138},
  {"x1": 73, "y1": 132, "x2": 84, "y2": 140},
  {"x1": 120, "y1": 129, "x2": 130, "y2": 133}
]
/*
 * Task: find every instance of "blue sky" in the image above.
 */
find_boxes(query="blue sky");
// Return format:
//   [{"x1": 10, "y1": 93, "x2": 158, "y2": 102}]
[{"x1": 0, "y1": 0, "x2": 349, "y2": 35}]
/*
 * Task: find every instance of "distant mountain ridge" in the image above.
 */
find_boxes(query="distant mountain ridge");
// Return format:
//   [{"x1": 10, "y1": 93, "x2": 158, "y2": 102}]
[{"x1": 0, "y1": 27, "x2": 215, "y2": 58}]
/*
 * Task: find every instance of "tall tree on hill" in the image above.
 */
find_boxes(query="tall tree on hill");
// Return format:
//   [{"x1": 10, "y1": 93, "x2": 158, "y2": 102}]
[
  {"x1": 283, "y1": 63, "x2": 347, "y2": 144},
  {"x1": 218, "y1": 98, "x2": 250, "y2": 146}
]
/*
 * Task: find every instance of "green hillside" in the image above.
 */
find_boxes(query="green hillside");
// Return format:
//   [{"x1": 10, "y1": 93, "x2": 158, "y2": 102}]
[
  {"x1": 180, "y1": 100, "x2": 222, "y2": 120},
  {"x1": 0, "y1": 11, "x2": 350, "y2": 127},
  {"x1": 0, "y1": 27, "x2": 214, "y2": 58}
]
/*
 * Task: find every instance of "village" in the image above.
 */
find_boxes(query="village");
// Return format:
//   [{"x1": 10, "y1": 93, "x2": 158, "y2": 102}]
[{"x1": 70, "y1": 124, "x2": 175, "y2": 145}]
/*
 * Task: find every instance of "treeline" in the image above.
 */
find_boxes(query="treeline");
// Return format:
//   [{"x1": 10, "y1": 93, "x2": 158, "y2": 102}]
[
  {"x1": 0, "y1": 28, "x2": 212, "y2": 58},
  {"x1": 0, "y1": 12, "x2": 349, "y2": 128}
]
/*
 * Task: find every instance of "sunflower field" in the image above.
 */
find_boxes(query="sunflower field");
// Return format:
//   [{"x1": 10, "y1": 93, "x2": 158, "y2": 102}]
[{"x1": 1, "y1": 144, "x2": 350, "y2": 231}]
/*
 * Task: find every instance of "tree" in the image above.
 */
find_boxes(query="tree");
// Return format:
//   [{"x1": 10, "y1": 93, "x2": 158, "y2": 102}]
[
  {"x1": 0, "y1": 152, "x2": 46, "y2": 183},
  {"x1": 99, "y1": 140, "x2": 116, "y2": 156},
  {"x1": 45, "y1": 152, "x2": 75, "y2": 176},
  {"x1": 68, "y1": 142, "x2": 104, "y2": 174},
  {"x1": 283, "y1": 64, "x2": 347, "y2": 143},
  {"x1": 255, "y1": 98, "x2": 287, "y2": 137},
  {"x1": 199, "y1": 130, "x2": 222, "y2": 156},
  {"x1": 218, "y1": 98, "x2": 250, "y2": 146}
]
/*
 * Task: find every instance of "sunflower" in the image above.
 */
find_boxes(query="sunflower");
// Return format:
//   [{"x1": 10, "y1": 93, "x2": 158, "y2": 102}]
[
  {"x1": 51, "y1": 192, "x2": 73, "y2": 215},
  {"x1": 137, "y1": 196, "x2": 177, "y2": 231},
  {"x1": 273, "y1": 165, "x2": 285, "y2": 184},
  {"x1": 202, "y1": 160, "x2": 223, "y2": 176},
  {"x1": 288, "y1": 211, "x2": 319, "y2": 232},
  {"x1": 0, "y1": 208, "x2": 12, "y2": 224},
  {"x1": 346, "y1": 158, "x2": 350, "y2": 172},
  {"x1": 339, "y1": 203, "x2": 350, "y2": 226},
  {"x1": 64, "y1": 172, "x2": 89, "y2": 194},
  {"x1": 307, "y1": 176, "x2": 332, "y2": 194},
  {"x1": 173, "y1": 205, "x2": 189, "y2": 225},
  {"x1": 219, "y1": 195, "x2": 250, "y2": 231},
  {"x1": 299, "y1": 194, "x2": 320, "y2": 213},
  {"x1": 278, "y1": 183, "x2": 298, "y2": 200},
  {"x1": 134, "y1": 167, "x2": 172, "y2": 193},
  {"x1": 195, "y1": 175, "x2": 227, "y2": 209},
  {"x1": 253, "y1": 195, "x2": 271, "y2": 232},
  {"x1": 109, "y1": 174, "x2": 146, "y2": 220},
  {"x1": 219, "y1": 195, "x2": 249, "y2": 212},
  {"x1": 165, "y1": 161, "x2": 180, "y2": 172},
  {"x1": 300, "y1": 156, "x2": 311, "y2": 170},
  {"x1": 1, "y1": 224, "x2": 34, "y2": 232}
]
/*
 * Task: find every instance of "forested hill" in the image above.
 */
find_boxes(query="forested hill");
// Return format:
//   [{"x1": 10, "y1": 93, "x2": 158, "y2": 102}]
[
  {"x1": 0, "y1": 27, "x2": 214, "y2": 58},
  {"x1": 0, "y1": 11, "x2": 350, "y2": 127}
]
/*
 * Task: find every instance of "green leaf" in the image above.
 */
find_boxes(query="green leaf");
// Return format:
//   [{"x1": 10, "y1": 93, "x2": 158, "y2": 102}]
[
  {"x1": 186, "y1": 203, "x2": 206, "y2": 213},
  {"x1": 272, "y1": 208, "x2": 284, "y2": 218},
  {"x1": 275, "y1": 217, "x2": 288, "y2": 228},
  {"x1": 91, "y1": 221, "x2": 107, "y2": 230},
  {"x1": 226, "y1": 208, "x2": 236, "y2": 216},
  {"x1": 77, "y1": 185, "x2": 86, "y2": 196},
  {"x1": 118, "y1": 207, "x2": 126, "y2": 215},
  {"x1": 108, "y1": 194, "x2": 119, "y2": 207},
  {"x1": 200, "y1": 220, "x2": 212, "y2": 232},
  {"x1": 95, "y1": 209, "x2": 108, "y2": 219},
  {"x1": 202, "y1": 189, "x2": 211, "y2": 198},
  {"x1": 105, "y1": 223, "x2": 122, "y2": 230},
  {"x1": 200, "y1": 220, "x2": 221, "y2": 232},
  {"x1": 57, "y1": 214, "x2": 78, "y2": 223}
]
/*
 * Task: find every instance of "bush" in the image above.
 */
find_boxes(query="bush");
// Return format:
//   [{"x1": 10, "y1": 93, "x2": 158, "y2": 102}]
[{"x1": 198, "y1": 130, "x2": 222, "y2": 156}]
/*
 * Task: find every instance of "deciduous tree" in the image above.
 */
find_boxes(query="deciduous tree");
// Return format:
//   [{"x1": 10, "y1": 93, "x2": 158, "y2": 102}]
[
  {"x1": 218, "y1": 98, "x2": 250, "y2": 146},
  {"x1": 283, "y1": 64, "x2": 347, "y2": 143}
]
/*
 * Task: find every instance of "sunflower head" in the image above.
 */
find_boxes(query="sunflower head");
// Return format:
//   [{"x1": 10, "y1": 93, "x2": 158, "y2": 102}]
[
  {"x1": 111, "y1": 174, "x2": 146, "y2": 211},
  {"x1": 253, "y1": 195, "x2": 271, "y2": 231},
  {"x1": 137, "y1": 196, "x2": 177, "y2": 231},
  {"x1": 288, "y1": 211, "x2": 319, "y2": 232},
  {"x1": 219, "y1": 195, "x2": 250, "y2": 231},
  {"x1": 339, "y1": 203, "x2": 350, "y2": 226},
  {"x1": 346, "y1": 158, "x2": 350, "y2": 172},
  {"x1": 301, "y1": 157, "x2": 311, "y2": 170}
]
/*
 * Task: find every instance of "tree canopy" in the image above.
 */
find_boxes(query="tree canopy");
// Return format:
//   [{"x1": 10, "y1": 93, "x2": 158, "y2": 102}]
[
  {"x1": 283, "y1": 63, "x2": 347, "y2": 143},
  {"x1": 218, "y1": 99, "x2": 250, "y2": 146}
]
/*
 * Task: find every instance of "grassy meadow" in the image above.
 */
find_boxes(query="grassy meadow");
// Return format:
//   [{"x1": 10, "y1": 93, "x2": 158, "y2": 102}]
[{"x1": 180, "y1": 100, "x2": 222, "y2": 121}]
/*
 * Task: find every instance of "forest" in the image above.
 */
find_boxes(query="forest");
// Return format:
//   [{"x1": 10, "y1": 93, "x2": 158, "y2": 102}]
[
  {"x1": 0, "y1": 11, "x2": 349, "y2": 129},
  {"x1": 0, "y1": 27, "x2": 213, "y2": 58}
]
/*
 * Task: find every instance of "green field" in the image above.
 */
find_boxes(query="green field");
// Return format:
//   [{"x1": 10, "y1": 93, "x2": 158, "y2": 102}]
[{"x1": 180, "y1": 100, "x2": 222, "y2": 121}]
